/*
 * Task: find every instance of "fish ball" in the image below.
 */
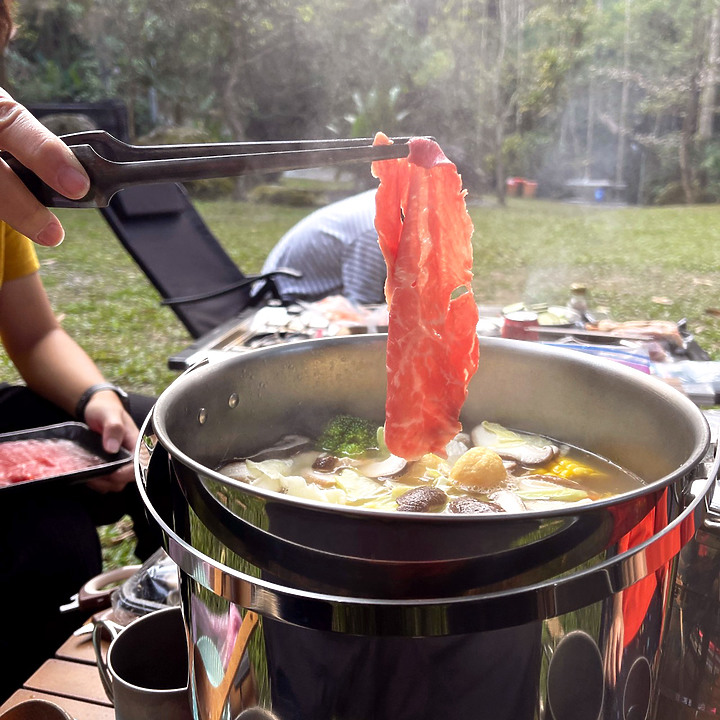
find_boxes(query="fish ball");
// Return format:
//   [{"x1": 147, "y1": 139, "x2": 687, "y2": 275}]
[{"x1": 450, "y1": 446, "x2": 507, "y2": 488}]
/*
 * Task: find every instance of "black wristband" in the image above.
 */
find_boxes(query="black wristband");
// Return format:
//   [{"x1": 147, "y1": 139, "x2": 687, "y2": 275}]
[{"x1": 75, "y1": 383, "x2": 130, "y2": 422}]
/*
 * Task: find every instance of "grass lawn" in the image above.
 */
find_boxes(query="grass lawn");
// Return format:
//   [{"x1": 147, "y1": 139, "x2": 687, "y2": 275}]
[
  {"x1": 467, "y1": 199, "x2": 720, "y2": 354},
  {"x1": 5, "y1": 193, "x2": 720, "y2": 567}
]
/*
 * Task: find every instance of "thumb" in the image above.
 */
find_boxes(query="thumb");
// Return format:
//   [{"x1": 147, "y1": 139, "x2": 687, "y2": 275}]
[{"x1": 103, "y1": 427, "x2": 123, "y2": 455}]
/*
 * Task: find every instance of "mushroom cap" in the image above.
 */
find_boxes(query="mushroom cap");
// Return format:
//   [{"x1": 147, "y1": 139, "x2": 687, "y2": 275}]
[
  {"x1": 357, "y1": 454, "x2": 408, "y2": 479},
  {"x1": 447, "y1": 497, "x2": 504, "y2": 514},
  {"x1": 396, "y1": 486, "x2": 448, "y2": 513}
]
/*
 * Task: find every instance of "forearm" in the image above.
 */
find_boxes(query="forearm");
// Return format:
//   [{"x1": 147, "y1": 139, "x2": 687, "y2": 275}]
[
  {"x1": 9, "y1": 325, "x2": 107, "y2": 417},
  {"x1": 0, "y1": 256, "x2": 138, "y2": 494}
]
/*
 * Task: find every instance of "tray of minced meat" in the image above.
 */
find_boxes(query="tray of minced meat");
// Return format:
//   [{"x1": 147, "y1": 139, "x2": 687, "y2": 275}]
[{"x1": 0, "y1": 422, "x2": 132, "y2": 492}]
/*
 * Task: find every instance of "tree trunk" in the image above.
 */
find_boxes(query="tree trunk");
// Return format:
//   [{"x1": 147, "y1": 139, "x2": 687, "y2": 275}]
[
  {"x1": 585, "y1": 78, "x2": 595, "y2": 180},
  {"x1": 615, "y1": 0, "x2": 631, "y2": 188},
  {"x1": 699, "y1": 5, "x2": 720, "y2": 139},
  {"x1": 680, "y1": 0, "x2": 706, "y2": 203},
  {"x1": 220, "y1": 0, "x2": 249, "y2": 200},
  {"x1": 585, "y1": 0, "x2": 603, "y2": 180},
  {"x1": 514, "y1": 0, "x2": 525, "y2": 131},
  {"x1": 493, "y1": 0, "x2": 509, "y2": 205},
  {"x1": 127, "y1": 84, "x2": 137, "y2": 142}
]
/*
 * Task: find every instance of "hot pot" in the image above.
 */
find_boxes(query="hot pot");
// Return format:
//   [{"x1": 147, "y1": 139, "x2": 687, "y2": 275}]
[{"x1": 137, "y1": 335, "x2": 717, "y2": 720}]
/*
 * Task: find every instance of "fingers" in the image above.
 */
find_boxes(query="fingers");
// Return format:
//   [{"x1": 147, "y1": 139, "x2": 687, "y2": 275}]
[
  {"x1": 87, "y1": 463, "x2": 135, "y2": 493},
  {"x1": 101, "y1": 417, "x2": 125, "y2": 456},
  {"x1": 602, "y1": 619, "x2": 624, "y2": 688},
  {"x1": 83, "y1": 392, "x2": 138, "y2": 456},
  {"x1": 84, "y1": 400, "x2": 138, "y2": 494},
  {"x1": 100, "y1": 410, "x2": 137, "y2": 459},
  {"x1": 0, "y1": 87, "x2": 90, "y2": 245},
  {"x1": 0, "y1": 160, "x2": 65, "y2": 245}
]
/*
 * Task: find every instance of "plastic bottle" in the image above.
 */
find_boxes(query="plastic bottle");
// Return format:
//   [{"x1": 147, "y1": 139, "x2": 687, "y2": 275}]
[{"x1": 568, "y1": 283, "x2": 589, "y2": 321}]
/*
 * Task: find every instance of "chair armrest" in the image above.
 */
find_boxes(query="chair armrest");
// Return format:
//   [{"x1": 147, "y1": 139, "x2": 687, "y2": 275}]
[{"x1": 161, "y1": 268, "x2": 302, "y2": 306}]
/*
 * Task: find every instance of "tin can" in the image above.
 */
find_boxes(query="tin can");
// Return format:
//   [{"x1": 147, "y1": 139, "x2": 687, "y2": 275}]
[{"x1": 502, "y1": 311, "x2": 540, "y2": 341}]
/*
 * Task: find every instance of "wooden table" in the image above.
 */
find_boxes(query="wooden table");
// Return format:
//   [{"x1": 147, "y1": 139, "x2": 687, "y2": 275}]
[{"x1": 0, "y1": 629, "x2": 114, "y2": 720}]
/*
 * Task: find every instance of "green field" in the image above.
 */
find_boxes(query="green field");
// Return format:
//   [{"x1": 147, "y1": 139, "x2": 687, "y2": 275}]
[
  {"x1": 6, "y1": 195, "x2": 720, "y2": 566},
  {"x1": 19, "y1": 195, "x2": 720, "y2": 396}
]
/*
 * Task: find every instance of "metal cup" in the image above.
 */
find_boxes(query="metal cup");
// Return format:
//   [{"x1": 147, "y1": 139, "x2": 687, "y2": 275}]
[{"x1": 92, "y1": 606, "x2": 192, "y2": 720}]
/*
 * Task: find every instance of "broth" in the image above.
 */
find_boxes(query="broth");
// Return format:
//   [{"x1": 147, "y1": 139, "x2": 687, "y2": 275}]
[{"x1": 216, "y1": 418, "x2": 643, "y2": 514}]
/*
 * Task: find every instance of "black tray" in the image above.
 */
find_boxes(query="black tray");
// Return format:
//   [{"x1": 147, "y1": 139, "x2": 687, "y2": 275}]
[{"x1": 0, "y1": 422, "x2": 132, "y2": 493}]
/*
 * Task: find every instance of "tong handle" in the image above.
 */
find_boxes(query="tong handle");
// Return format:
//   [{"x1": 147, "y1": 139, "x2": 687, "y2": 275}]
[
  {"x1": 59, "y1": 130, "x2": 407, "y2": 161},
  {"x1": 88, "y1": 142, "x2": 411, "y2": 204},
  {"x1": 2, "y1": 136, "x2": 414, "y2": 208},
  {"x1": 1, "y1": 154, "x2": 72, "y2": 207}
]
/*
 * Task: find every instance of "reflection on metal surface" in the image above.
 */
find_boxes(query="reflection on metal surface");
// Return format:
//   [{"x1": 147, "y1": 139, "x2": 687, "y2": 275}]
[
  {"x1": 654, "y1": 528, "x2": 720, "y2": 718},
  {"x1": 189, "y1": 592, "x2": 261, "y2": 720}
]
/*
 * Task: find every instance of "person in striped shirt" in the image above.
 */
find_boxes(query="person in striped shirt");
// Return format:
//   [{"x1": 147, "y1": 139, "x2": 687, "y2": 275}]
[{"x1": 262, "y1": 189, "x2": 386, "y2": 306}]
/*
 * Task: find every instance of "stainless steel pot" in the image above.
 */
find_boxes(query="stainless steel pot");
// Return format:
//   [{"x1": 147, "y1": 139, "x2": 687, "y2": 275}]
[
  {"x1": 150, "y1": 335, "x2": 709, "y2": 598},
  {"x1": 138, "y1": 335, "x2": 717, "y2": 720}
]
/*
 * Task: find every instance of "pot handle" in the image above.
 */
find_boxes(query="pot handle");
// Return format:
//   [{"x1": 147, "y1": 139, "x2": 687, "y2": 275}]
[
  {"x1": 81, "y1": 565, "x2": 140, "y2": 612},
  {"x1": 92, "y1": 618, "x2": 124, "y2": 702},
  {"x1": 694, "y1": 437, "x2": 720, "y2": 522}
]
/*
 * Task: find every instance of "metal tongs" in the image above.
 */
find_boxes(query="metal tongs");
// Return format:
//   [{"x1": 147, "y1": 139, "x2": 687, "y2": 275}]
[{"x1": 0, "y1": 130, "x2": 414, "y2": 209}]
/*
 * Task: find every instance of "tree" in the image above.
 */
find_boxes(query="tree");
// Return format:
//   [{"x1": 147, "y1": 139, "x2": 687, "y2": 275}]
[
  {"x1": 8, "y1": 0, "x2": 720, "y2": 204},
  {"x1": 7, "y1": 0, "x2": 104, "y2": 102}
]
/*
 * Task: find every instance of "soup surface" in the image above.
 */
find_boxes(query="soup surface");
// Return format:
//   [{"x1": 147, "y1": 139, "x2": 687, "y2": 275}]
[{"x1": 217, "y1": 417, "x2": 643, "y2": 514}]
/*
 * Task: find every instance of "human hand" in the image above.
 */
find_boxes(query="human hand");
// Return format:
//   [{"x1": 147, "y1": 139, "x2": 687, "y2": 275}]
[
  {"x1": 602, "y1": 609, "x2": 625, "y2": 688},
  {"x1": 0, "y1": 86, "x2": 90, "y2": 246},
  {"x1": 83, "y1": 391, "x2": 138, "y2": 493}
]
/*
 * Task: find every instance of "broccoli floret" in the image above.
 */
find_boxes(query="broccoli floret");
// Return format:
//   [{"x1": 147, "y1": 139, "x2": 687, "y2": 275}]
[{"x1": 318, "y1": 415, "x2": 379, "y2": 457}]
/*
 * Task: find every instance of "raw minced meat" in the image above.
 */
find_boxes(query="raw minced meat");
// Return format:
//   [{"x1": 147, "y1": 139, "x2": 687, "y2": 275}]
[{"x1": 0, "y1": 438, "x2": 105, "y2": 485}]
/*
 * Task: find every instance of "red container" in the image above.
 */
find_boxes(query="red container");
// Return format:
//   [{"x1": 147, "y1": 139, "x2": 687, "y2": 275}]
[{"x1": 502, "y1": 311, "x2": 540, "y2": 341}]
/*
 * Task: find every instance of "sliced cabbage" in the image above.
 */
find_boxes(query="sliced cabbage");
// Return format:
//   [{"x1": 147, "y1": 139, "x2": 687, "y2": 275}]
[
  {"x1": 335, "y1": 468, "x2": 386, "y2": 505},
  {"x1": 523, "y1": 498, "x2": 592, "y2": 511},
  {"x1": 289, "y1": 450, "x2": 323, "y2": 474},
  {"x1": 473, "y1": 421, "x2": 551, "y2": 450},
  {"x1": 471, "y1": 422, "x2": 559, "y2": 465},
  {"x1": 218, "y1": 460, "x2": 252, "y2": 482},
  {"x1": 515, "y1": 475, "x2": 589, "y2": 503},
  {"x1": 245, "y1": 459, "x2": 293, "y2": 492},
  {"x1": 282, "y1": 474, "x2": 346, "y2": 503},
  {"x1": 363, "y1": 495, "x2": 402, "y2": 511},
  {"x1": 246, "y1": 458, "x2": 345, "y2": 503},
  {"x1": 376, "y1": 425, "x2": 389, "y2": 456}
]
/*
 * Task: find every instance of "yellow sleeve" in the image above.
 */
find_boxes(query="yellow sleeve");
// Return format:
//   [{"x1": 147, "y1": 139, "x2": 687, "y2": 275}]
[{"x1": 0, "y1": 222, "x2": 40, "y2": 286}]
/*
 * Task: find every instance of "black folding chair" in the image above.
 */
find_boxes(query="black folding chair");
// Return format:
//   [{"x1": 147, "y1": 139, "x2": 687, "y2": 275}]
[{"x1": 100, "y1": 182, "x2": 297, "y2": 339}]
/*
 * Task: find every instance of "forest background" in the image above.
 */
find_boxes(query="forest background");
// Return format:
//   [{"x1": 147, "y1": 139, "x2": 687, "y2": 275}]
[{"x1": 5, "y1": 0, "x2": 720, "y2": 206}]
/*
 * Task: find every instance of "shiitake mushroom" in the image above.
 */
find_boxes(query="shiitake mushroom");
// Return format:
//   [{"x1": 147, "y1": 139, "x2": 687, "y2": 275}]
[{"x1": 396, "y1": 486, "x2": 448, "y2": 513}]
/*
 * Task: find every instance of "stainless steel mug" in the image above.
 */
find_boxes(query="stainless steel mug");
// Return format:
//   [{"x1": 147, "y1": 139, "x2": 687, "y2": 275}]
[{"x1": 92, "y1": 606, "x2": 192, "y2": 720}]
